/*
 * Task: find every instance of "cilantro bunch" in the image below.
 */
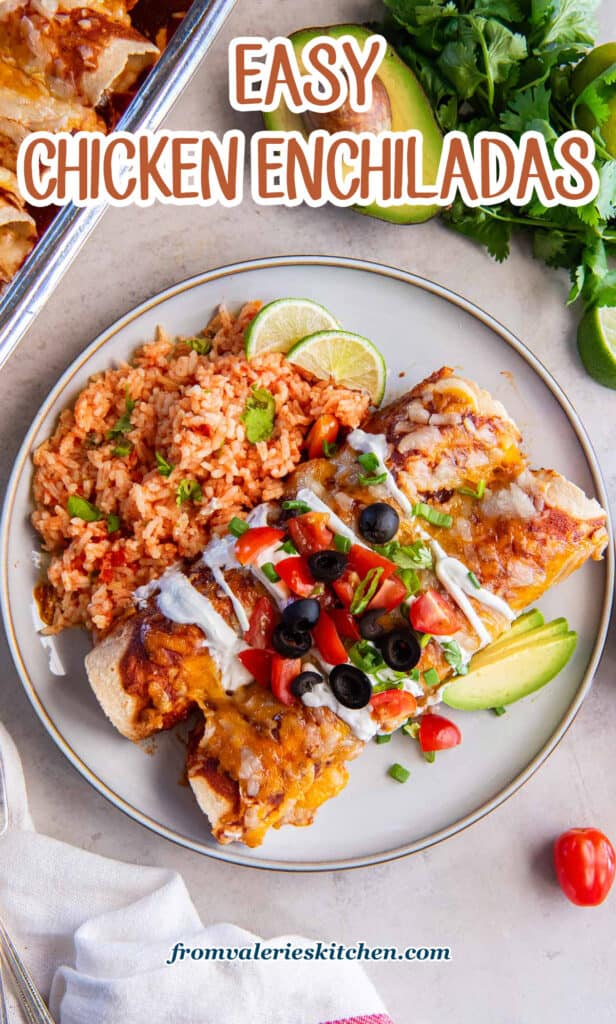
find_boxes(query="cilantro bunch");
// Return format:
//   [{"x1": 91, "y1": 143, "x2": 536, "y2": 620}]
[{"x1": 382, "y1": 0, "x2": 616, "y2": 311}]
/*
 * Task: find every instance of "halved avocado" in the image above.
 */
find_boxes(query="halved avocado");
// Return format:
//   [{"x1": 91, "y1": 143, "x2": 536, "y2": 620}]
[
  {"x1": 442, "y1": 627, "x2": 577, "y2": 711},
  {"x1": 263, "y1": 24, "x2": 443, "y2": 224}
]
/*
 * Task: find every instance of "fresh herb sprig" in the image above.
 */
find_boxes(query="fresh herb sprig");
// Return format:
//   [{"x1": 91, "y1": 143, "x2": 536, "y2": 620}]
[{"x1": 382, "y1": 0, "x2": 616, "y2": 313}]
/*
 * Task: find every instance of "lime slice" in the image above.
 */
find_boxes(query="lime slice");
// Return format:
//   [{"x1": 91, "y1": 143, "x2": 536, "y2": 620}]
[
  {"x1": 245, "y1": 298, "x2": 340, "y2": 357},
  {"x1": 578, "y1": 306, "x2": 616, "y2": 390},
  {"x1": 286, "y1": 330, "x2": 387, "y2": 405}
]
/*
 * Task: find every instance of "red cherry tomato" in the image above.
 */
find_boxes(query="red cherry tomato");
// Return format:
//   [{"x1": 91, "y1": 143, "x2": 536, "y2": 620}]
[
  {"x1": 244, "y1": 596, "x2": 277, "y2": 648},
  {"x1": 287, "y1": 512, "x2": 333, "y2": 555},
  {"x1": 554, "y1": 828, "x2": 615, "y2": 907},
  {"x1": 332, "y1": 567, "x2": 360, "y2": 608},
  {"x1": 275, "y1": 555, "x2": 315, "y2": 597},
  {"x1": 328, "y1": 608, "x2": 361, "y2": 641},
  {"x1": 235, "y1": 527, "x2": 284, "y2": 566},
  {"x1": 306, "y1": 414, "x2": 340, "y2": 460},
  {"x1": 370, "y1": 690, "x2": 417, "y2": 730},
  {"x1": 238, "y1": 648, "x2": 272, "y2": 687},
  {"x1": 312, "y1": 609, "x2": 348, "y2": 665},
  {"x1": 270, "y1": 655, "x2": 302, "y2": 705},
  {"x1": 368, "y1": 575, "x2": 408, "y2": 611},
  {"x1": 418, "y1": 714, "x2": 462, "y2": 752},
  {"x1": 410, "y1": 589, "x2": 461, "y2": 636},
  {"x1": 347, "y1": 544, "x2": 397, "y2": 581}
]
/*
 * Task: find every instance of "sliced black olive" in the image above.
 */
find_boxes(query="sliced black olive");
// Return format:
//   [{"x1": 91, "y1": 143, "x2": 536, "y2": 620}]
[
  {"x1": 307, "y1": 550, "x2": 348, "y2": 582},
  {"x1": 272, "y1": 623, "x2": 312, "y2": 658},
  {"x1": 359, "y1": 608, "x2": 388, "y2": 641},
  {"x1": 329, "y1": 664, "x2": 372, "y2": 709},
  {"x1": 379, "y1": 628, "x2": 421, "y2": 672},
  {"x1": 291, "y1": 670, "x2": 323, "y2": 698},
  {"x1": 358, "y1": 502, "x2": 399, "y2": 545},
  {"x1": 282, "y1": 598, "x2": 320, "y2": 631}
]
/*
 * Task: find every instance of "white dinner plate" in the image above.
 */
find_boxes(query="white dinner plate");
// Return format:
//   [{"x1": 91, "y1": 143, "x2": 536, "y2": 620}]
[{"x1": 2, "y1": 256, "x2": 613, "y2": 871}]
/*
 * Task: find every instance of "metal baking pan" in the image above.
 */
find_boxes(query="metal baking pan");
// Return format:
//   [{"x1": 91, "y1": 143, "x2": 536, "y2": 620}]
[{"x1": 0, "y1": 0, "x2": 237, "y2": 371}]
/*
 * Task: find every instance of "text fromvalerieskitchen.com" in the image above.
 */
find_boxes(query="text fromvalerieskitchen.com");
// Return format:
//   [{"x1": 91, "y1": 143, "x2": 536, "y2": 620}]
[
  {"x1": 166, "y1": 941, "x2": 453, "y2": 964},
  {"x1": 17, "y1": 34, "x2": 598, "y2": 211}
]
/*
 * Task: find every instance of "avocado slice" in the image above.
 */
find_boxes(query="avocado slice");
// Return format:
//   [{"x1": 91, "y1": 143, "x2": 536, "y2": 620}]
[
  {"x1": 478, "y1": 609, "x2": 545, "y2": 658},
  {"x1": 442, "y1": 628, "x2": 577, "y2": 711},
  {"x1": 471, "y1": 618, "x2": 568, "y2": 669},
  {"x1": 263, "y1": 25, "x2": 443, "y2": 224}
]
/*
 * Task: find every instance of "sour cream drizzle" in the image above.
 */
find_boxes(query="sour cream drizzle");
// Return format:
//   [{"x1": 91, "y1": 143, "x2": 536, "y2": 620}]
[
  {"x1": 136, "y1": 567, "x2": 252, "y2": 692},
  {"x1": 346, "y1": 429, "x2": 515, "y2": 646},
  {"x1": 202, "y1": 533, "x2": 250, "y2": 633}
]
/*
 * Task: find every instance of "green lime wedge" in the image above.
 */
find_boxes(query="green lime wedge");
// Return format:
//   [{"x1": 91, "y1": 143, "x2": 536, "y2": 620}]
[
  {"x1": 578, "y1": 306, "x2": 616, "y2": 390},
  {"x1": 286, "y1": 330, "x2": 387, "y2": 406},
  {"x1": 244, "y1": 298, "x2": 340, "y2": 357}
]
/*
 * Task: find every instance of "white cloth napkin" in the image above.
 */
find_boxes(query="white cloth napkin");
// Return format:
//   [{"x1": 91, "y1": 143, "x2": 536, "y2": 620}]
[{"x1": 0, "y1": 723, "x2": 393, "y2": 1024}]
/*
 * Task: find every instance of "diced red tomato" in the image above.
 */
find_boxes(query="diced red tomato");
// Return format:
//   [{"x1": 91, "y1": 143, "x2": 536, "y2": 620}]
[
  {"x1": 276, "y1": 556, "x2": 315, "y2": 597},
  {"x1": 244, "y1": 597, "x2": 277, "y2": 649},
  {"x1": 238, "y1": 648, "x2": 272, "y2": 687},
  {"x1": 409, "y1": 589, "x2": 462, "y2": 636},
  {"x1": 312, "y1": 609, "x2": 348, "y2": 665},
  {"x1": 368, "y1": 575, "x2": 408, "y2": 611},
  {"x1": 554, "y1": 828, "x2": 615, "y2": 907},
  {"x1": 235, "y1": 527, "x2": 285, "y2": 566},
  {"x1": 418, "y1": 714, "x2": 462, "y2": 752},
  {"x1": 270, "y1": 655, "x2": 301, "y2": 705},
  {"x1": 329, "y1": 608, "x2": 361, "y2": 641},
  {"x1": 306, "y1": 414, "x2": 340, "y2": 460},
  {"x1": 347, "y1": 544, "x2": 397, "y2": 581},
  {"x1": 288, "y1": 512, "x2": 333, "y2": 556},
  {"x1": 370, "y1": 690, "x2": 417, "y2": 730},
  {"x1": 332, "y1": 567, "x2": 360, "y2": 608}
]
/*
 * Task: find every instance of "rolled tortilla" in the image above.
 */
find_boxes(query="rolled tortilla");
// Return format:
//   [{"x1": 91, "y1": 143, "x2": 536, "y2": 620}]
[
  {"x1": 0, "y1": 163, "x2": 35, "y2": 283},
  {"x1": 0, "y1": 57, "x2": 104, "y2": 132},
  {"x1": 0, "y1": 2, "x2": 158, "y2": 108}
]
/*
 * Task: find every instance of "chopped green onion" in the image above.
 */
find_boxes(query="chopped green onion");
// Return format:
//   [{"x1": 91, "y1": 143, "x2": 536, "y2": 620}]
[
  {"x1": 492, "y1": 706, "x2": 507, "y2": 716},
  {"x1": 458, "y1": 479, "x2": 486, "y2": 500},
  {"x1": 323, "y1": 440, "x2": 338, "y2": 458},
  {"x1": 375, "y1": 734, "x2": 392, "y2": 744},
  {"x1": 262, "y1": 561, "x2": 281, "y2": 583},
  {"x1": 176, "y1": 479, "x2": 203, "y2": 506},
  {"x1": 441, "y1": 639, "x2": 469, "y2": 676},
  {"x1": 412, "y1": 503, "x2": 453, "y2": 528},
  {"x1": 423, "y1": 667, "x2": 440, "y2": 688},
  {"x1": 349, "y1": 640, "x2": 384, "y2": 674},
  {"x1": 228, "y1": 517, "x2": 249, "y2": 537},
  {"x1": 468, "y1": 570, "x2": 481, "y2": 589},
  {"x1": 419, "y1": 633, "x2": 432, "y2": 649},
  {"x1": 282, "y1": 499, "x2": 312, "y2": 514},
  {"x1": 358, "y1": 471, "x2": 388, "y2": 487},
  {"x1": 357, "y1": 451, "x2": 379, "y2": 473},
  {"x1": 106, "y1": 514, "x2": 121, "y2": 534},
  {"x1": 423, "y1": 751, "x2": 436, "y2": 764},
  {"x1": 277, "y1": 538, "x2": 298, "y2": 555},
  {"x1": 334, "y1": 533, "x2": 351, "y2": 554},
  {"x1": 67, "y1": 495, "x2": 102, "y2": 522},
  {"x1": 388, "y1": 763, "x2": 411, "y2": 783},
  {"x1": 409, "y1": 668, "x2": 420, "y2": 682},
  {"x1": 402, "y1": 722, "x2": 420, "y2": 740},
  {"x1": 349, "y1": 566, "x2": 384, "y2": 615},
  {"x1": 155, "y1": 451, "x2": 174, "y2": 477},
  {"x1": 371, "y1": 678, "x2": 404, "y2": 694},
  {"x1": 397, "y1": 568, "x2": 420, "y2": 596},
  {"x1": 112, "y1": 442, "x2": 132, "y2": 458}
]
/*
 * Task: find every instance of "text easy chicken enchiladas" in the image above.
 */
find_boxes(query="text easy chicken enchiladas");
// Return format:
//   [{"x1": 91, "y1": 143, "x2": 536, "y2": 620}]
[{"x1": 31, "y1": 300, "x2": 609, "y2": 848}]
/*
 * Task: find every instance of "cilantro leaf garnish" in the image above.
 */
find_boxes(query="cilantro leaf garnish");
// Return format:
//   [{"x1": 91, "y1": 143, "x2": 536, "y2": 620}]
[
  {"x1": 242, "y1": 386, "x2": 276, "y2": 443},
  {"x1": 107, "y1": 389, "x2": 135, "y2": 440},
  {"x1": 155, "y1": 451, "x2": 174, "y2": 477}
]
